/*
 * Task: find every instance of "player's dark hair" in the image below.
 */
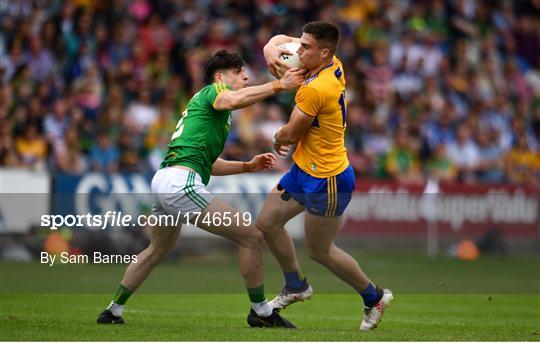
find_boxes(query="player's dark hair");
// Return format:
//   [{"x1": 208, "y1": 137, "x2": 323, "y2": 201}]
[
  {"x1": 302, "y1": 21, "x2": 340, "y2": 54},
  {"x1": 203, "y1": 50, "x2": 245, "y2": 83}
]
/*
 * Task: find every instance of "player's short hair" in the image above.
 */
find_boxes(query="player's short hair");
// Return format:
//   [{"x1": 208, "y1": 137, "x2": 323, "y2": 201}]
[
  {"x1": 302, "y1": 21, "x2": 340, "y2": 55},
  {"x1": 203, "y1": 50, "x2": 245, "y2": 83}
]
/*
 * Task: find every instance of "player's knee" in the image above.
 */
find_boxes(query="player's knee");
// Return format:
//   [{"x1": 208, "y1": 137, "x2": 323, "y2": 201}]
[
  {"x1": 306, "y1": 244, "x2": 330, "y2": 263},
  {"x1": 254, "y1": 217, "x2": 269, "y2": 232},
  {"x1": 255, "y1": 216, "x2": 280, "y2": 234},
  {"x1": 239, "y1": 227, "x2": 263, "y2": 249},
  {"x1": 148, "y1": 241, "x2": 175, "y2": 261}
]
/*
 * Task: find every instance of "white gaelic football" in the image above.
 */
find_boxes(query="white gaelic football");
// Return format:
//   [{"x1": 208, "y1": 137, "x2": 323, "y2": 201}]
[{"x1": 279, "y1": 42, "x2": 302, "y2": 69}]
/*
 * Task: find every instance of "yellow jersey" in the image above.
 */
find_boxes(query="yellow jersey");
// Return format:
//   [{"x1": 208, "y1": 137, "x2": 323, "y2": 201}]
[{"x1": 293, "y1": 56, "x2": 349, "y2": 178}]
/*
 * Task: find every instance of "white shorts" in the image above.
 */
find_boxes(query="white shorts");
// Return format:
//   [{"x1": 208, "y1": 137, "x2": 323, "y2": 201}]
[{"x1": 151, "y1": 167, "x2": 215, "y2": 223}]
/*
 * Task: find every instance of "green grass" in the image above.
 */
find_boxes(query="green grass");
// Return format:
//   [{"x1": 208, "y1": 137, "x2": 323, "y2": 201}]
[
  {"x1": 1, "y1": 293, "x2": 539, "y2": 341},
  {"x1": 1, "y1": 251, "x2": 539, "y2": 341}
]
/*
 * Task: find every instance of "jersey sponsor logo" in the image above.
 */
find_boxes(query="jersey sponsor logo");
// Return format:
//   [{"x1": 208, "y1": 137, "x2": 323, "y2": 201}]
[{"x1": 166, "y1": 151, "x2": 178, "y2": 160}]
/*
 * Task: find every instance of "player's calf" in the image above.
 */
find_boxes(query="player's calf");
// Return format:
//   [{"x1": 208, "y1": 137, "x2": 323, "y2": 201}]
[{"x1": 98, "y1": 226, "x2": 180, "y2": 324}]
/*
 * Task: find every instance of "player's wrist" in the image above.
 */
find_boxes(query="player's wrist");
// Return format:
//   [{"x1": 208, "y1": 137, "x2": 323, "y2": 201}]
[
  {"x1": 272, "y1": 80, "x2": 283, "y2": 93},
  {"x1": 242, "y1": 161, "x2": 252, "y2": 173}
]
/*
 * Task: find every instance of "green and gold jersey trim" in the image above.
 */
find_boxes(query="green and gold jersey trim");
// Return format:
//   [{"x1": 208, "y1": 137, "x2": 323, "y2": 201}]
[
  {"x1": 213, "y1": 82, "x2": 229, "y2": 94},
  {"x1": 212, "y1": 82, "x2": 230, "y2": 108}
]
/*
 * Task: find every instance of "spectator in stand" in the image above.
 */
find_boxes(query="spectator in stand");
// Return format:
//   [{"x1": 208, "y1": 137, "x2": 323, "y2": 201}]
[
  {"x1": 363, "y1": 117, "x2": 392, "y2": 178},
  {"x1": 15, "y1": 123, "x2": 47, "y2": 170},
  {"x1": 475, "y1": 128, "x2": 505, "y2": 183},
  {"x1": 389, "y1": 30, "x2": 424, "y2": 71},
  {"x1": 90, "y1": 133, "x2": 119, "y2": 173},
  {"x1": 427, "y1": 143, "x2": 457, "y2": 183},
  {"x1": 2, "y1": 40, "x2": 27, "y2": 83},
  {"x1": 345, "y1": 103, "x2": 369, "y2": 176},
  {"x1": 43, "y1": 98, "x2": 70, "y2": 144},
  {"x1": 144, "y1": 100, "x2": 177, "y2": 154},
  {"x1": 54, "y1": 125, "x2": 87, "y2": 175},
  {"x1": 125, "y1": 87, "x2": 158, "y2": 134},
  {"x1": 419, "y1": 34, "x2": 443, "y2": 77},
  {"x1": 421, "y1": 101, "x2": 457, "y2": 150},
  {"x1": 446, "y1": 123, "x2": 480, "y2": 183},
  {"x1": 503, "y1": 60, "x2": 534, "y2": 102},
  {"x1": 72, "y1": 63, "x2": 104, "y2": 120},
  {"x1": 118, "y1": 129, "x2": 142, "y2": 172},
  {"x1": 147, "y1": 132, "x2": 169, "y2": 172},
  {"x1": 393, "y1": 55, "x2": 423, "y2": 99},
  {"x1": 26, "y1": 35, "x2": 56, "y2": 82},
  {"x1": 366, "y1": 45, "x2": 393, "y2": 102},
  {"x1": 505, "y1": 135, "x2": 540, "y2": 186},
  {"x1": 0, "y1": 119, "x2": 20, "y2": 167},
  {"x1": 385, "y1": 128, "x2": 424, "y2": 184},
  {"x1": 138, "y1": 13, "x2": 174, "y2": 59}
]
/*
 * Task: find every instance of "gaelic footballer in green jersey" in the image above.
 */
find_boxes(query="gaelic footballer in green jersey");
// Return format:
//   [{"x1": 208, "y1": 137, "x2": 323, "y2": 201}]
[
  {"x1": 161, "y1": 82, "x2": 234, "y2": 186},
  {"x1": 98, "y1": 50, "x2": 306, "y2": 328}
]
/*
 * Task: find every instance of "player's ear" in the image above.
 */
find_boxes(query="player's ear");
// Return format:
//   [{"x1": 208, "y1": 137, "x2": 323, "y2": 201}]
[
  {"x1": 321, "y1": 48, "x2": 330, "y2": 59},
  {"x1": 214, "y1": 71, "x2": 223, "y2": 83}
]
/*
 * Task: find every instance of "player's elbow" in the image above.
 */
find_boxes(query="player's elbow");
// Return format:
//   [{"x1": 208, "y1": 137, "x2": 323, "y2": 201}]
[
  {"x1": 214, "y1": 94, "x2": 238, "y2": 111},
  {"x1": 281, "y1": 129, "x2": 301, "y2": 144},
  {"x1": 210, "y1": 168, "x2": 226, "y2": 176},
  {"x1": 227, "y1": 96, "x2": 243, "y2": 110},
  {"x1": 266, "y1": 35, "x2": 288, "y2": 47},
  {"x1": 273, "y1": 34, "x2": 289, "y2": 41}
]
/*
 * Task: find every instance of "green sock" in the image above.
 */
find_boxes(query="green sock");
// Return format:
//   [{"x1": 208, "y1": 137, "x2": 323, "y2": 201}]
[
  {"x1": 112, "y1": 284, "x2": 133, "y2": 305},
  {"x1": 246, "y1": 284, "x2": 266, "y2": 303}
]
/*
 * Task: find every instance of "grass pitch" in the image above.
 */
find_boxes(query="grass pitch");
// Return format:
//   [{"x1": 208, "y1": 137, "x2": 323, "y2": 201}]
[{"x1": 1, "y1": 251, "x2": 539, "y2": 341}]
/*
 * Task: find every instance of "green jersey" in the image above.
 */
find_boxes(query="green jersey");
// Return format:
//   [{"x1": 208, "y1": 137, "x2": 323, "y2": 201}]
[{"x1": 161, "y1": 82, "x2": 232, "y2": 185}]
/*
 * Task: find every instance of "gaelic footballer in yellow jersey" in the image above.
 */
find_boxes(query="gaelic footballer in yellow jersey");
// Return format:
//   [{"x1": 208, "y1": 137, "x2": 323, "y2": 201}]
[
  {"x1": 257, "y1": 21, "x2": 392, "y2": 331},
  {"x1": 272, "y1": 47, "x2": 354, "y2": 217},
  {"x1": 293, "y1": 55, "x2": 349, "y2": 178}
]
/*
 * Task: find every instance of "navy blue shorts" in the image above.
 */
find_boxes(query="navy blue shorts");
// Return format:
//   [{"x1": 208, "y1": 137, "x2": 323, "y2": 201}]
[{"x1": 278, "y1": 164, "x2": 355, "y2": 217}]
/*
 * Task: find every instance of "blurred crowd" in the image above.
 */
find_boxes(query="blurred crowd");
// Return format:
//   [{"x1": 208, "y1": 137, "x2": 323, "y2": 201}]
[{"x1": 0, "y1": 0, "x2": 539, "y2": 185}]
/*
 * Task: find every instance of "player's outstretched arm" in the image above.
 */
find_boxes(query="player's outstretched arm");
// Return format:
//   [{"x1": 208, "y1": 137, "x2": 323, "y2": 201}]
[
  {"x1": 264, "y1": 35, "x2": 302, "y2": 78},
  {"x1": 211, "y1": 153, "x2": 276, "y2": 176},
  {"x1": 213, "y1": 68, "x2": 304, "y2": 111}
]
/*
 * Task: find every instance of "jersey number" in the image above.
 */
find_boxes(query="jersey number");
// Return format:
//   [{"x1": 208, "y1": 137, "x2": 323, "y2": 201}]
[
  {"x1": 338, "y1": 92, "x2": 346, "y2": 127},
  {"x1": 171, "y1": 109, "x2": 188, "y2": 141}
]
